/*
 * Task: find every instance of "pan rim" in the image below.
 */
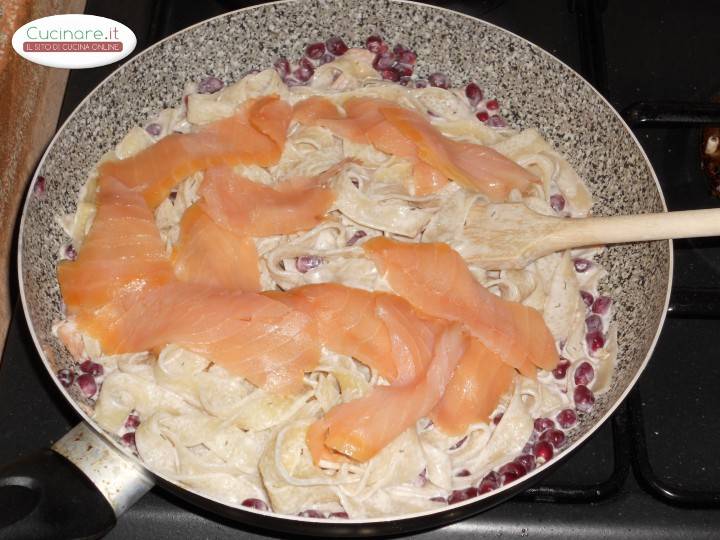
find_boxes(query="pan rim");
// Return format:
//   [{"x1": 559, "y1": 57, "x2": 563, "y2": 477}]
[{"x1": 16, "y1": 0, "x2": 673, "y2": 527}]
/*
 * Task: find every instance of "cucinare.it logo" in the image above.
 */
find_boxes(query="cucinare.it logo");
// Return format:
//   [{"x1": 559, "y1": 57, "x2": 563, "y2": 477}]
[{"x1": 12, "y1": 14, "x2": 136, "y2": 69}]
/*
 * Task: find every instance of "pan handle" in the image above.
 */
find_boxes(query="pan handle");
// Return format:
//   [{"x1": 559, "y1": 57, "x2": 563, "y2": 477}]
[{"x1": 0, "y1": 423, "x2": 154, "y2": 540}]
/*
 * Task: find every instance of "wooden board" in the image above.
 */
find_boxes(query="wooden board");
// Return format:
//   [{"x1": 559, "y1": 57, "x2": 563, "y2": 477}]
[{"x1": 0, "y1": 0, "x2": 86, "y2": 350}]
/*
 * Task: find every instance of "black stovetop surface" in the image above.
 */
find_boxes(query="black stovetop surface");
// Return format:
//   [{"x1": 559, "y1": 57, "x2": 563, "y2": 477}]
[{"x1": 3, "y1": 1, "x2": 720, "y2": 538}]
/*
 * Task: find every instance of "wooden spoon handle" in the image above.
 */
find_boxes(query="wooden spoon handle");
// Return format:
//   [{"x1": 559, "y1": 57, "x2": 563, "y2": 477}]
[{"x1": 551, "y1": 208, "x2": 720, "y2": 250}]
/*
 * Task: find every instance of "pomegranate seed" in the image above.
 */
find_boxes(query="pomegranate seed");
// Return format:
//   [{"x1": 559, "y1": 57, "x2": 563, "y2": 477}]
[
  {"x1": 455, "y1": 469, "x2": 471, "y2": 477},
  {"x1": 465, "y1": 82, "x2": 483, "y2": 106},
  {"x1": 540, "y1": 428, "x2": 566, "y2": 448},
  {"x1": 499, "y1": 461, "x2": 526, "y2": 478},
  {"x1": 515, "y1": 454, "x2": 536, "y2": 473},
  {"x1": 573, "y1": 258, "x2": 592, "y2": 272},
  {"x1": 478, "y1": 483, "x2": 495, "y2": 494},
  {"x1": 476, "y1": 111, "x2": 490, "y2": 122},
  {"x1": 478, "y1": 471, "x2": 500, "y2": 493},
  {"x1": 488, "y1": 115, "x2": 507, "y2": 128},
  {"x1": 449, "y1": 436, "x2": 467, "y2": 450},
  {"x1": 296, "y1": 255, "x2": 323, "y2": 273},
  {"x1": 492, "y1": 413, "x2": 503, "y2": 425},
  {"x1": 481, "y1": 471, "x2": 500, "y2": 485},
  {"x1": 325, "y1": 36, "x2": 348, "y2": 56},
  {"x1": 373, "y1": 51, "x2": 395, "y2": 70},
  {"x1": 330, "y1": 512, "x2": 349, "y2": 519},
  {"x1": 428, "y1": 72, "x2": 448, "y2": 89},
  {"x1": 298, "y1": 509, "x2": 325, "y2": 518},
  {"x1": 79, "y1": 360, "x2": 103, "y2": 377},
  {"x1": 486, "y1": 99, "x2": 500, "y2": 111},
  {"x1": 241, "y1": 498, "x2": 269, "y2": 511},
  {"x1": 586, "y1": 330, "x2": 605, "y2": 353},
  {"x1": 64, "y1": 244, "x2": 77, "y2": 261},
  {"x1": 381, "y1": 68, "x2": 399, "y2": 81},
  {"x1": 319, "y1": 52, "x2": 335, "y2": 65},
  {"x1": 299, "y1": 57, "x2": 315, "y2": 71},
  {"x1": 365, "y1": 35, "x2": 385, "y2": 53},
  {"x1": 399, "y1": 76, "x2": 413, "y2": 86},
  {"x1": 274, "y1": 57, "x2": 290, "y2": 78},
  {"x1": 121, "y1": 432, "x2": 136, "y2": 447},
  {"x1": 533, "y1": 440, "x2": 554, "y2": 462},
  {"x1": 500, "y1": 470, "x2": 519, "y2": 485},
  {"x1": 182, "y1": 95, "x2": 189, "y2": 108},
  {"x1": 293, "y1": 65, "x2": 313, "y2": 83},
  {"x1": 448, "y1": 487, "x2": 479, "y2": 504},
  {"x1": 392, "y1": 43, "x2": 408, "y2": 55},
  {"x1": 574, "y1": 361, "x2": 595, "y2": 386},
  {"x1": 580, "y1": 291, "x2": 594, "y2": 308},
  {"x1": 556, "y1": 408, "x2": 577, "y2": 428},
  {"x1": 394, "y1": 63, "x2": 413, "y2": 77},
  {"x1": 592, "y1": 296, "x2": 612, "y2": 315},
  {"x1": 125, "y1": 413, "x2": 141, "y2": 430},
  {"x1": 574, "y1": 385, "x2": 595, "y2": 412},
  {"x1": 552, "y1": 358, "x2": 570, "y2": 379},
  {"x1": 145, "y1": 123, "x2": 162, "y2": 137},
  {"x1": 305, "y1": 42, "x2": 326, "y2": 59},
  {"x1": 347, "y1": 230, "x2": 367, "y2": 246},
  {"x1": 77, "y1": 374, "x2": 97, "y2": 398},
  {"x1": 34, "y1": 176, "x2": 46, "y2": 196},
  {"x1": 549, "y1": 193, "x2": 565, "y2": 212},
  {"x1": 534, "y1": 417, "x2": 555, "y2": 433},
  {"x1": 414, "y1": 79, "x2": 429, "y2": 88},
  {"x1": 430, "y1": 496, "x2": 447, "y2": 503},
  {"x1": 396, "y1": 50, "x2": 417, "y2": 65},
  {"x1": 57, "y1": 368, "x2": 74, "y2": 387},
  {"x1": 586, "y1": 315, "x2": 603, "y2": 334},
  {"x1": 198, "y1": 76, "x2": 224, "y2": 94}
]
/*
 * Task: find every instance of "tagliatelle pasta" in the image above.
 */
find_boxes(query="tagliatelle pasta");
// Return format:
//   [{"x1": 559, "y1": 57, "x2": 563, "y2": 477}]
[{"x1": 53, "y1": 43, "x2": 617, "y2": 519}]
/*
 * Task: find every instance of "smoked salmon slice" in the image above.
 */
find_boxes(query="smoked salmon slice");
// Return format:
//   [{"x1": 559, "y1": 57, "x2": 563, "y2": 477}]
[
  {"x1": 267, "y1": 284, "x2": 439, "y2": 383},
  {"x1": 77, "y1": 281, "x2": 319, "y2": 395},
  {"x1": 292, "y1": 96, "x2": 536, "y2": 199},
  {"x1": 294, "y1": 96, "x2": 448, "y2": 196},
  {"x1": 199, "y1": 164, "x2": 337, "y2": 237},
  {"x1": 57, "y1": 176, "x2": 173, "y2": 314},
  {"x1": 429, "y1": 338, "x2": 515, "y2": 435},
  {"x1": 307, "y1": 323, "x2": 468, "y2": 463},
  {"x1": 292, "y1": 95, "x2": 344, "y2": 124},
  {"x1": 99, "y1": 95, "x2": 292, "y2": 208},
  {"x1": 378, "y1": 106, "x2": 538, "y2": 201},
  {"x1": 294, "y1": 96, "x2": 386, "y2": 144},
  {"x1": 317, "y1": 97, "x2": 389, "y2": 144},
  {"x1": 363, "y1": 237, "x2": 557, "y2": 374},
  {"x1": 411, "y1": 161, "x2": 449, "y2": 196},
  {"x1": 269, "y1": 284, "x2": 396, "y2": 380},
  {"x1": 171, "y1": 204, "x2": 261, "y2": 291},
  {"x1": 374, "y1": 292, "x2": 442, "y2": 384},
  {"x1": 247, "y1": 95, "x2": 293, "y2": 147}
]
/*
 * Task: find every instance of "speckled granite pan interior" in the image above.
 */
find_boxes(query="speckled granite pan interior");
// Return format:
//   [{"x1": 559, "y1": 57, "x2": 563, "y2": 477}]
[{"x1": 18, "y1": 0, "x2": 670, "y2": 528}]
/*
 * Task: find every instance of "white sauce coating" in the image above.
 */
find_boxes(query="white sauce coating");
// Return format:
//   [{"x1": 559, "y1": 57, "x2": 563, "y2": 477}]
[{"x1": 54, "y1": 50, "x2": 616, "y2": 518}]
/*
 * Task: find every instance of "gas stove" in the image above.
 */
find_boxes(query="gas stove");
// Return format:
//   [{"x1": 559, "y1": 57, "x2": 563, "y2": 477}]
[{"x1": 3, "y1": 1, "x2": 720, "y2": 538}]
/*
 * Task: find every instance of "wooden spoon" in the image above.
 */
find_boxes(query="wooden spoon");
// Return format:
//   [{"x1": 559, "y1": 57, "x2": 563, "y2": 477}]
[{"x1": 462, "y1": 203, "x2": 720, "y2": 269}]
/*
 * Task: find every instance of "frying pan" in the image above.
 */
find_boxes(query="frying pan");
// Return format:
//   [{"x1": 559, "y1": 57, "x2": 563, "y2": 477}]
[{"x1": 0, "y1": 0, "x2": 671, "y2": 537}]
